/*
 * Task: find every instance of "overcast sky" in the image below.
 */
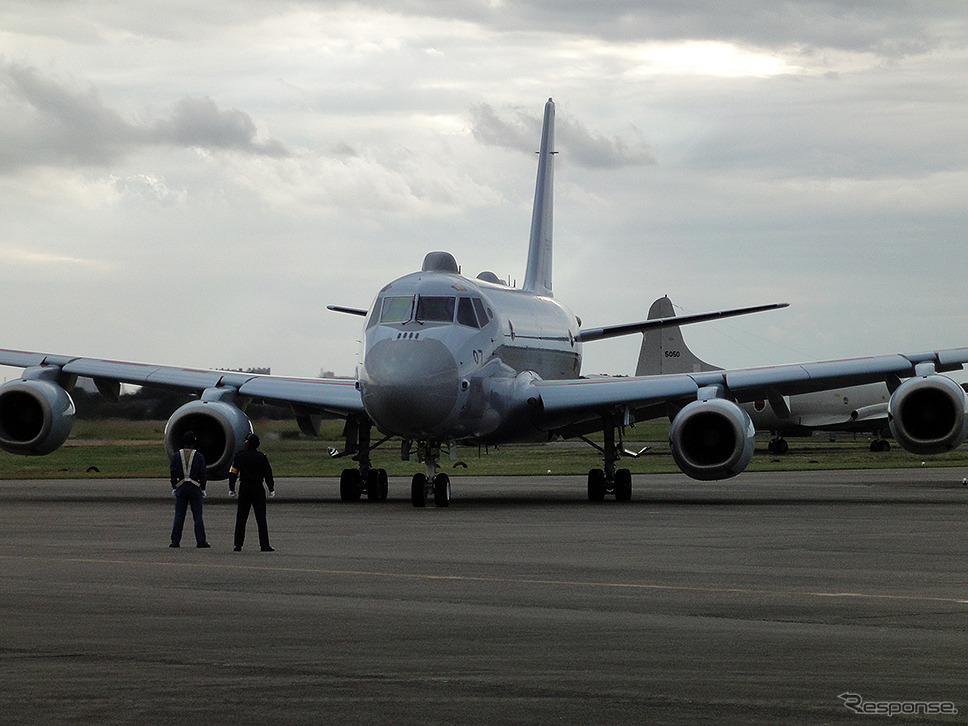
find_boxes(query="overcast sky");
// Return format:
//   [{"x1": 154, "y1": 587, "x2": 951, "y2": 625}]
[{"x1": 2, "y1": 1, "x2": 967, "y2": 381}]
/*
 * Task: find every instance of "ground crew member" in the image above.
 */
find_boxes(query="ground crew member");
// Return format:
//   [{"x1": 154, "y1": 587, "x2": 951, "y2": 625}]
[
  {"x1": 169, "y1": 430, "x2": 210, "y2": 548},
  {"x1": 228, "y1": 432, "x2": 275, "y2": 552}
]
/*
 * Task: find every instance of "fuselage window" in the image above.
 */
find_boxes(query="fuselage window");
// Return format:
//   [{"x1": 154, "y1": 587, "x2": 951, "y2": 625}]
[
  {"x1": 457, "y1": 297, "x2": 480, "y2": 328},
  {"x1": 379, "y1": 296, "x2": 414, "y2": 324},
  {"x1": 472, "y1": 298, "x2": 491, "y2": 324},
  {"x1": 416, "y1": 296, "x2": 456, "y2": 323}
]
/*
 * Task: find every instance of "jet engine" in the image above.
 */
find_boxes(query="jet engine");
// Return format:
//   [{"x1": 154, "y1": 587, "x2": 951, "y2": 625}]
[
  {"x1": 164, "y1": 400, "x2": 252, "y2": 479},
  {"x1": 888, "y1": 374, "x2": 968, "y2": 455},
  {"x1": 669, "y1": 398, "x2": 755, "y2": 481},
  {"x1": 0, "y1": 378, "x2": 75, "y2": 456}
]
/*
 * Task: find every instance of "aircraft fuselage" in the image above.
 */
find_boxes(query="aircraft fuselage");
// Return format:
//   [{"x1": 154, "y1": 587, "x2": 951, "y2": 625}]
[{"x1": 358, "y1": 254, "x2": 580, "y2": 444}]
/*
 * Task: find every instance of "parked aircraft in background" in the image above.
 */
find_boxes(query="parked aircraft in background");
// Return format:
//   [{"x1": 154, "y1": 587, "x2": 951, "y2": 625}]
[
  {"x1": 0, "y1": 98, "x2": 967, "y2": 506},
  {"x1": 636, "y1": 296, "x2": 894, "y2": 453}
]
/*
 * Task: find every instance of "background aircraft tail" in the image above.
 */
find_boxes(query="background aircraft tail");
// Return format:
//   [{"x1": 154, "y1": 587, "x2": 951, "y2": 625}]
[
  {"x1": 635, "y1": 296, "x2": 723, "y2": 376},
  {"x1": 523, "y1": 98, "x2": 556, "y2": 297}
]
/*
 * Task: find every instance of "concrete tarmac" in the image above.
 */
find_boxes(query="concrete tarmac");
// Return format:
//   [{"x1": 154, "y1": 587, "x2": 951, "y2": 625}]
[{"x1": 1, "y1": 469, "x2": 966, "y2": 725}]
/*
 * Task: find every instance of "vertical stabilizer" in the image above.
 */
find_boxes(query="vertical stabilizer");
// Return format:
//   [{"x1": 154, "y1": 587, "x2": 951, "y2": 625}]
[
  {"x1": 523, "y1": 98, "x2": 556, "y2": 296},
  {"x1": 635, "y1": 296, "x2": 723, "y2": 376}
]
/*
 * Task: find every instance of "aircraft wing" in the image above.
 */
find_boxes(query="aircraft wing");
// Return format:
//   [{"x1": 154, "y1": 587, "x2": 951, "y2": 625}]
[
  {"x1": 531, "y1": 347, "x2": 968, "y2": 433},
  {"x1": 0, "y1": 348, "x2": 364, "y2": 416}
]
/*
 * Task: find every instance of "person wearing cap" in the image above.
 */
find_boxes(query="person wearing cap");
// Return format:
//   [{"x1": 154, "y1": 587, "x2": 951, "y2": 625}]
[
  {"x1": 169, "y1": 430, "x2": 210, "y2": 548},
  {"x1": 228, "y1": 432, "x2": 275, "y2": 552}
]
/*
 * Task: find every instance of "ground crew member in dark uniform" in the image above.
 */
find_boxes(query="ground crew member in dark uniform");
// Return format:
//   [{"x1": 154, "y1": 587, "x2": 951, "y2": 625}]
[
  {"x1": 169, "y1": 430, "x2": 210, "y2": 548},
  {"x1": 228, "y1": 432, "x2": 275, "y2": 552}
]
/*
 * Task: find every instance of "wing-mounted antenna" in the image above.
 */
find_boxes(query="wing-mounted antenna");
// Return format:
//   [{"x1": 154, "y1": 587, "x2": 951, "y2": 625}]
[{"x1": 523, "y1": 98, "x2": 556, "y2": 297}]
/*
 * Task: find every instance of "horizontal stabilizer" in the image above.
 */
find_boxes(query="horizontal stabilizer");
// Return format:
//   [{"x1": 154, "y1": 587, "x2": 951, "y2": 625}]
[
  {"x1": 577, "y1": 301, "x2": 788, "y2": 344},
  {"x1": 327, "y1": 305, "x2": 368, "y2": 317}
]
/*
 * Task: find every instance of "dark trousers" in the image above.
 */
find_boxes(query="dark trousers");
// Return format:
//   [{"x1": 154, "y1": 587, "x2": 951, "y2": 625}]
[
  {"x1": 234, "y1": 483, "x2": 270, "y2": 549},
  {"x1": 171, "y1": 483, "x2": 206, "y2": 545}
]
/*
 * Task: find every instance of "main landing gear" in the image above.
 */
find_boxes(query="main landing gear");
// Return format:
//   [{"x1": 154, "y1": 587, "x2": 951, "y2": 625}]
[
  {"x1": 335, "y1": 418, "x2": 390, "y2": 502},
  {"x1": 580, "y1": 414, "x2": 639, "y2": 502},
  {"x1": 768, "y1": 437, "x2": 789, "y2": 455},
  {"x1": 408, "y1": 440, "x2": 450, "y2": 508},
  {"x1": 340, "y1": 467, "x2": 389, "y2": 502}
]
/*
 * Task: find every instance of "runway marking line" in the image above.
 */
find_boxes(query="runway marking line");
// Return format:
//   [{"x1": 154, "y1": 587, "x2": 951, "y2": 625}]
[{"x1": 2, "y1": 553, "x2": 966, "y2": 606}]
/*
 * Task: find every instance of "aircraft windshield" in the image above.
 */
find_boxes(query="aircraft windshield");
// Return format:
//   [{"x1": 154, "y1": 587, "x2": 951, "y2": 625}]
[
  {"x1": 379, "y1": 296, "x2": 414, "y2": 323},
  {"x1": 416, "y1": 296, "x2": 455, "y2": 323},
  {"x1": 377, "y1": 294, "x2": 490, "y2": 327}
]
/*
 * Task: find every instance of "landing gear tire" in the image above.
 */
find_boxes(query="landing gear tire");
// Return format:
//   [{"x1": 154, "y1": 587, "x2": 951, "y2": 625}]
[
  {"x1": 340, "y1": 469, "x2": 363, "y2": 502},
  {"x1": 433, "y1": 473, "x2": 451, "y2": 507},
  {"x1": 411, "y1": 473, "x2": 428, "y2": 507},
  {"x1": 367, "y1": 468, "x2": 389, "y2": 502},
  {"x1": 870, "y1": 439, "x2": 891, "y2": 452},
  {"x1": 587, "y1": 468, "x2": 606, "y2": 502},
  {"x1": 614, "y1": 468, "x2": 632, "y2": 502},
  {"x1": 768, "y1": 438, "x2": 789, "y2": 455}
]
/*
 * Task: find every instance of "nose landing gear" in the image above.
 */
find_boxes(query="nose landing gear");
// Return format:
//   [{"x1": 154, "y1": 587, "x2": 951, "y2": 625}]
[
  {"x1": 409, "y1": 440, "x2": 450, "y2": 507},
  {"x1": 411, "y1": 472, "x2": 451, "y2": 507}
]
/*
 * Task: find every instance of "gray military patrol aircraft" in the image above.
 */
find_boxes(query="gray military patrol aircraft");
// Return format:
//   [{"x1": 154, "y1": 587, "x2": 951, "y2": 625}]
[
  {"x1": 636, "y1": 296, "x2": 894, "y2": 453},
  {"x1": 1, "y1": 98, "x2": 967, "y2": 506}
]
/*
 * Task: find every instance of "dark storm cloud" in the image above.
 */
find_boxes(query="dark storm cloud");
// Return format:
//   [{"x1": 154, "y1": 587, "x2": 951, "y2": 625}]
[
  {"x1": 471, "y1": 103, "x2": 655, "y2": 169},
  {"x1": 0, "y1": 62, "x2": 289, "y2": 171}
]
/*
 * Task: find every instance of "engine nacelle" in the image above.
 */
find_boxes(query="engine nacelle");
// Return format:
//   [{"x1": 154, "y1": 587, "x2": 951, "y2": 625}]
[
  {"x1": 164, "y1": 400, "x2": 252, "y2": 480},
  {"x1": 669, "y1": 398, "x2": 755, "y2": 481},
  {"x1": 0, "y1": 379, "x2": 76, "y2": 456},
  {"x1": 888, "y1": 374, "x2": 968, "y2": 455}
]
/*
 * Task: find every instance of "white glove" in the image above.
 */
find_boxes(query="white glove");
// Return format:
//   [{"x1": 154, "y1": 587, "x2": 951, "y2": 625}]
[
  {"x1": 229, "y1": 490, "x2": 236, "y2": 497},
  {"x1": 171, "y1": 488, "x2": 176, "y2": 496},
  {"x1": 269, "y1": 491, "x2": 275, "y2": 498},
  {"x1": 201, "y1": 490, "x2": 207, "y2": 498}
]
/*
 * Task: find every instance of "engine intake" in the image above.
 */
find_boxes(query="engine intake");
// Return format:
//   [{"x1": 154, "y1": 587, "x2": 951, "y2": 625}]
[
  {"x1": 0, "y1": 379, "x2": 76, "y2": 456},
  {"x1": 669, "y1": 398, "x2": 755, "y2": 480},
  {"x1": 888, "y1": 374, "x2": 968, "y2": 455},
  {"x1": 165, "y1": 400, "x2": 252, "y2": 479}
]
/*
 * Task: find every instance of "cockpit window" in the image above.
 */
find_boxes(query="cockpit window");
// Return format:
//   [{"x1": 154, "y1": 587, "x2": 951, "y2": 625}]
[
  {"x1": 379, "y1": 294, "x2": 488, "y2": 327},
  {"x1": 379, "y1": 296, "x2": 414, "y2": 324},
  {"x1": 457, "y1": 297, "x2": 480, "y2": 328},
  {"x1": 416, "y1": 296, "x2": 455, "y2": 323},
  {"x1": 472, "y1": 298, "x2": 491, "y2": 324}
]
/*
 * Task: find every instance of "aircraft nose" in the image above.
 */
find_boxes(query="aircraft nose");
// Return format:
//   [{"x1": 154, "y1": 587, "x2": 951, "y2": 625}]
[{"x1": 361, "y1": 337, "x2": 460, "y2": 437}]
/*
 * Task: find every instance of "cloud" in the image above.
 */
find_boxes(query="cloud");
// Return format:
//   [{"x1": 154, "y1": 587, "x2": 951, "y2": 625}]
[
  {"x1": 0, "y1": 247, "x2": 112, "y2": 269},
  {"x1": 0, "y1": 61, "x2": 289, "y2": 171},
  {"x1": 343, "y1": 1, "x2": 954, "y2": 58},
  {"x1": 1, "y1": 1, "x2": 967, "y2": 379},
  {"x1": 111, "y1": 173, "x2": 187, "y2": 206},
  {"x1": 0, "y1": 62, "x2": 132, "y2": 168},
  {"x1": 151, "y1": 96, "x2": 288, "y2": 157},
  {"x1": 471, "y1": 103, "x2": 655, "y2": 169}
]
